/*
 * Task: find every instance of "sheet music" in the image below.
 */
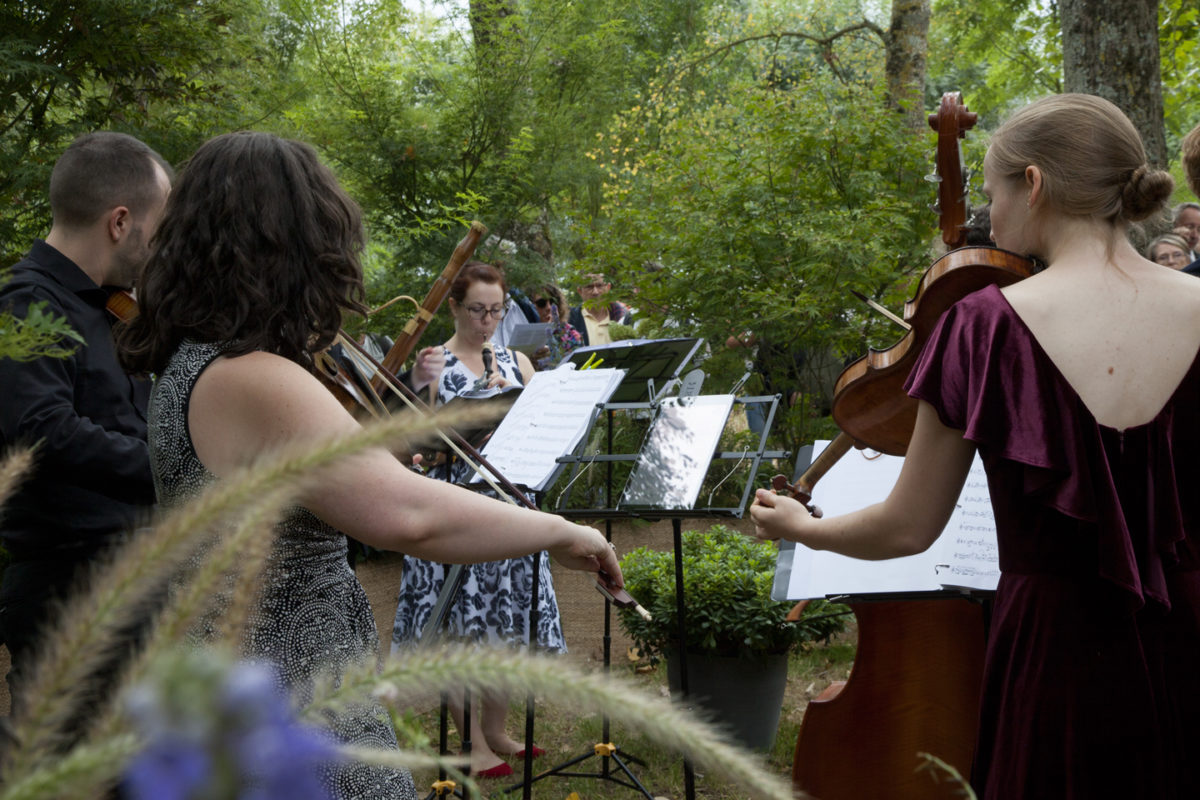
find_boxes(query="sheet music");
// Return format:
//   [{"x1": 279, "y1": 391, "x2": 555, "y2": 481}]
[
  {"x1": 935, "y1": 457, "x2": 1000, "y2": 591},
  {"x1": 781, "y1": 443, "x2": 944, "y2": 598},
  {"x1": 775, "y1": 441, "x2": 997, "y2": 600},
  {"x1": 505, "y1": 322, "x2": 552, "y2": 355},
  {"x1": 474, "y1": 366, "x2": 624, "y2": 491}
]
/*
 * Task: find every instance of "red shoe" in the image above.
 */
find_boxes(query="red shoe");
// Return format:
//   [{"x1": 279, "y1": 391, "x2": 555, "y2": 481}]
[
  {"x1": 515, "y1": 746, "x2": 545, "y2": 759},
  {"x1": 475, "y1": 762, "x2": 514, "y2": 779}
]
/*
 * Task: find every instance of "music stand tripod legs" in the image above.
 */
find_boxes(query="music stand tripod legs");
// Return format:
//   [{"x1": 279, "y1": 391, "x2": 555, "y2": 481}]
[
  {"x1": 418, "y1": 549, "x2": 549, "y2": 800},
  {"x1": 497, "y1": 516, "x2": 655, "y2": 800}
]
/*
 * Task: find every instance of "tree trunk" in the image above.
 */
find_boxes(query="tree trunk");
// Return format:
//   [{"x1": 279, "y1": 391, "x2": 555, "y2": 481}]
[
  {"x1": 884, "y1": 0, "x2": 930, "y2": 130},
  {"x1": 1060, "y1": 0, "x2": 1165, "y2": 167},
  {"x1": 469, "y1": 0, "x2": 522, "y2": 67}
]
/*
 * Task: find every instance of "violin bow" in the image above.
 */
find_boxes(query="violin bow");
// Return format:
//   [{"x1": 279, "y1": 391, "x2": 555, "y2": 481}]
[{"x1": 334, "y1": 333, "x2": 650, "y2": 623}]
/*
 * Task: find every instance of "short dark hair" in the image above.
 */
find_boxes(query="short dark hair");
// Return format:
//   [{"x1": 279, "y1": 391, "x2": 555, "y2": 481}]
[
  {"x1": 1173, "y1": 201, "x2": 1200, "y2": 224},
  {"x1": 49, "y1": 132, "x2": 172, "y2": 228},
  {"x1": 119, "y1": 131, "x2": 366, "y2": 374}
]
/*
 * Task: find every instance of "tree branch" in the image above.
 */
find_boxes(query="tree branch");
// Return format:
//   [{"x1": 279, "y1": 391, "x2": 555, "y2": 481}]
[{"x1": 653, "y1": 21, "x2": 887, "y2": 99}]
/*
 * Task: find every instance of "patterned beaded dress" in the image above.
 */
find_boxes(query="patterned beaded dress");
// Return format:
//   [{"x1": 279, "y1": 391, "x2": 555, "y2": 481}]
[
  {"x1": 149, "y1": 340, "x2": 418, "y2": 800},
  {"x1": 392, "y1": 346, "x2": 566, "y2": 654}
]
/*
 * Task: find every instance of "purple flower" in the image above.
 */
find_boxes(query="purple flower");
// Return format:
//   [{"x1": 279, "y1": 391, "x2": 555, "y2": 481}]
[
  {"x1": 122, "y1": 657, "x2": 340, "y2": 800},
  {"x1": 538, "y1": 321, "x2": 584, "y2": 369},
  {"x1": 124, "y1": 736, "x2": 211, "y2": 800}
]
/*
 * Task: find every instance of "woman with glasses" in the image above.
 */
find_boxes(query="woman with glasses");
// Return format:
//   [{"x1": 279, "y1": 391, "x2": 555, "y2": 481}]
[
  {"x1": 392, "y1": 260, "x2": 563, "y2": 778},
  {"x1": 1145, "y1": 233, "x2": 1192, "y2": 269}
]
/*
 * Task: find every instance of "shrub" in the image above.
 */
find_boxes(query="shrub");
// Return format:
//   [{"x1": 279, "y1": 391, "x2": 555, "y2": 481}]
[{"x1": 617, "y1": 523, "x2": 845, "y2": 664}]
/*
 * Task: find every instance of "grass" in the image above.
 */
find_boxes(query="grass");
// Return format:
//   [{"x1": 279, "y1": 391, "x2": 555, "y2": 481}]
[{"x1": 403, "y1": 625, "x2": 858, "y2": 799}]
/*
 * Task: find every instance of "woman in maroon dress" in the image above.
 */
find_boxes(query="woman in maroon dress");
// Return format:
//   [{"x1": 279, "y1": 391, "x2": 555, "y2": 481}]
[{"x1": 752, "y1": 94, "x2": 1200, "y2": 798}]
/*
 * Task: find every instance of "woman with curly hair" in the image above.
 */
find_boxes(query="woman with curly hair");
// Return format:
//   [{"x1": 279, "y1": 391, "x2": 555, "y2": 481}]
[{"x1": 119, "y1": 131, "x2": 622, "y2": 799}]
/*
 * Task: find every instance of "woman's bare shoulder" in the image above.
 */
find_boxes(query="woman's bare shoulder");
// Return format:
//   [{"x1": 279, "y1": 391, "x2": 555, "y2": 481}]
[
  {"x1": 201, "y1": 350, "x2": 312, "y2": 389},
  {"x1": 194, "y1": 351, "x2": 352, "y2": 435}
]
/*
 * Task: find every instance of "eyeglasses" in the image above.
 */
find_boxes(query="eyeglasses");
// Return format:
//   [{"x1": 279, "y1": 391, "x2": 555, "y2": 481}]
[
  {"x1": 1155, "y1": 250, "x2": 1188, "y2": 266},
  {"x1": 464, "y1": 304, "x2": 506, "y2": 320},
  {"x1": 534, "y1": 297, "x2": 551, "y2": 308}
]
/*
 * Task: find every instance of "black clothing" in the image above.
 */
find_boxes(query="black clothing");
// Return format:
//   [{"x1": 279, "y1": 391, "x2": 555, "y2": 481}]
[
  {"x1": 508, "y1": 288, "x2": 540, "y2": 324},
  {"x1": 0, "y1": 240, "x2": 154, "y2": 689},
  {"x1": 1184, "y1": 257, "x2": 1200, "y2": 276}
]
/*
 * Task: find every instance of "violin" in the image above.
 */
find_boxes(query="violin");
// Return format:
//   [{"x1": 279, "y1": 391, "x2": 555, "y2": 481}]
[{"x1": 105, "y1": 289, "x2": 139, "y2": 323}]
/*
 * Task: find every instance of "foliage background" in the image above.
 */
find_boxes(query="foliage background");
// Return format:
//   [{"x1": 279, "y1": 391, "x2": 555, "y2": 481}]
[{"x1": 3, "y1": 0, "x2": 1197, "y2": 453}]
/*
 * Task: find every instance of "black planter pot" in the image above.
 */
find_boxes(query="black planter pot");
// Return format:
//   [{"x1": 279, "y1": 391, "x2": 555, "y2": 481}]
[{"x1": 665, "y1": 648, "x2": 789, "y2": 751}]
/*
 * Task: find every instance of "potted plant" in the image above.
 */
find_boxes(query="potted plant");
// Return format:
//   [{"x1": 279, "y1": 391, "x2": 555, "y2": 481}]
[{"x1": 616, "y1": 524, "x2": 845, "y2": 750}]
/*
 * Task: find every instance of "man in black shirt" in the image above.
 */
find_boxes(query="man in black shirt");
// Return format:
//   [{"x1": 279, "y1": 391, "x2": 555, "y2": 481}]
[{"x1": 0, "y1": 132, "x2": 172, "y2": 703}]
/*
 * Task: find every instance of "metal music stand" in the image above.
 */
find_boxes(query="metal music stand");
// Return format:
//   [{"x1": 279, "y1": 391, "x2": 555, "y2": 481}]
[
  {"x1": 418, "y1": 341, "x2": 702, "y2": 800},
  {"x1": 505, "y1": 387, "x2": 785, "y2": 800}
]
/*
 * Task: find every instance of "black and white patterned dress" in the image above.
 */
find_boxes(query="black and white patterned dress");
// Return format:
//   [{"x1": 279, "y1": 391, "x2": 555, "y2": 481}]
[
  {"x1": 391, "y1": 346, "x2": 567, "y2": 655},
  {"x1": 149, "y1": 340, "x2": 417, "y2": 800}
]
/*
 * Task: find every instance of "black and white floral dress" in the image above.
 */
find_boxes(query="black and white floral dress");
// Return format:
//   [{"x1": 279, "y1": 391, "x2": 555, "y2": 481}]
[
  {"x1": 391, "y1": 346, "x2": 567, "y2": 654},
  {"x1": 149, "y1": 340, "x2": 417, "y2": 800}
]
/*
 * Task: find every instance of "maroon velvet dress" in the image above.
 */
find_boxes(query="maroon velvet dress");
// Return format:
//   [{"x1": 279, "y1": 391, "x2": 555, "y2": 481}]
[{"x1": 905, "y1": 284, "x2": 1200, "y2": 800}]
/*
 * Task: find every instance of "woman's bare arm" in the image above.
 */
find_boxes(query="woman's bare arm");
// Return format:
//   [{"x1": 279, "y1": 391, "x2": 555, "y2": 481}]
[
  {"x1": 188, "y1": 351, "x2": 623, "y2": 581},
  {"x1": 750, "y1": 401, "x2": 975, "y2": 559}
]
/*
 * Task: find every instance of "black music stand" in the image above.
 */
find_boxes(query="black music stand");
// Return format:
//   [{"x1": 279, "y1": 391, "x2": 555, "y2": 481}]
[
  {"x1": 503, "y1": 388, "x2": 785, "y2": 800},
  {"x1": 559, "y1": 338, "x2": 703, "y2": 403},
  {"x1": 417, "y1": 345, "x2": 697, "y2": 800}
]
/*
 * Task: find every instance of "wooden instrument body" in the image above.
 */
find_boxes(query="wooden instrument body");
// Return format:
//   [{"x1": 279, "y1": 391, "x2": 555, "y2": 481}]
[
  {"x1": 792, "y1": 599, "x2": 987, "y2": 800},
  {"x1": 105, "y1": 289, "x2": 139, "y2": 322},
  {"x1": 830, "y1": 246, "x2": 1035, "y2": 456},
  {"x1": 788, "y1": 93, "x2": 1024, "y2": 799}
]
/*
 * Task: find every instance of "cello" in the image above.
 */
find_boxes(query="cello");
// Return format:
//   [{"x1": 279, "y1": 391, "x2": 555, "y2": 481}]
[{"x1": 784, "y1": 93, "x2": 1036, "y2": 800}]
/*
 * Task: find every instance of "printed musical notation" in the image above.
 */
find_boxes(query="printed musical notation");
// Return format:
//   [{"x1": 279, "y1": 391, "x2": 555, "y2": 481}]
[
  {"x1": 474, "y1": 366, "x2": 625, "y2": 491},
  {"x1": 776, "y1": 443, "x2": 999, "y2": 601}
]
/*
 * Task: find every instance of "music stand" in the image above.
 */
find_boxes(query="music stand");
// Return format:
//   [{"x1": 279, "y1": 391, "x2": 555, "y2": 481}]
[
  {"x1": 510, "y1": 389, "x2": 785, "y2": 800},
  {"x1": 416, "y1": 358, "x2": 660, "y2": 800},
  {"x1": 560, "y1": 337, "x2": 703, "y2": 403}
]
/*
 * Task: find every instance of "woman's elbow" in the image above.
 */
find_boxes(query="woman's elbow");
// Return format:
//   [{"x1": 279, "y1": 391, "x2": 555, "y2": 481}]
[{"x1": 884, "y1": 518, "x2": 943, "y2": 559}]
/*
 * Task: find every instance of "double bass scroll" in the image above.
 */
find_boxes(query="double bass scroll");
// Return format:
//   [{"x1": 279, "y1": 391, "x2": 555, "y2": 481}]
[{"x1": 928, "y1": 92, "x2": 978, "y2": 251}]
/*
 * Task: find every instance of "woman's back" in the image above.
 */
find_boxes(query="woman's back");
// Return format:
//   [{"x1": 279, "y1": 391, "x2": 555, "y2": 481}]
[{"x1": 1001, "y1": 241, "x2": 1200, "y2": 431}]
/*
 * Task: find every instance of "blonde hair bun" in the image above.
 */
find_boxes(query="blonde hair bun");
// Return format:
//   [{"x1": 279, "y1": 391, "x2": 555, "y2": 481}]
[
  {"x1": 1122, "y1": 165, "x2": 1175, "y2": 222},
  {"x1": 989, "y1": 94, "x2": 1172, "y2": 225}
]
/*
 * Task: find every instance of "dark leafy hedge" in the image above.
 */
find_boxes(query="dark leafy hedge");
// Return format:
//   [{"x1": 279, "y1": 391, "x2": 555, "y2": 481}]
[{"x1": 617, "y1": 524, "x2": 845, "y2": 664}]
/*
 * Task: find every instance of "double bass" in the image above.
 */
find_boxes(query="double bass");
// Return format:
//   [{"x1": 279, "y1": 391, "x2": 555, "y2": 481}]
[{"x1": 784, "y1": 93, "x2": 1036, "y2": 800}]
